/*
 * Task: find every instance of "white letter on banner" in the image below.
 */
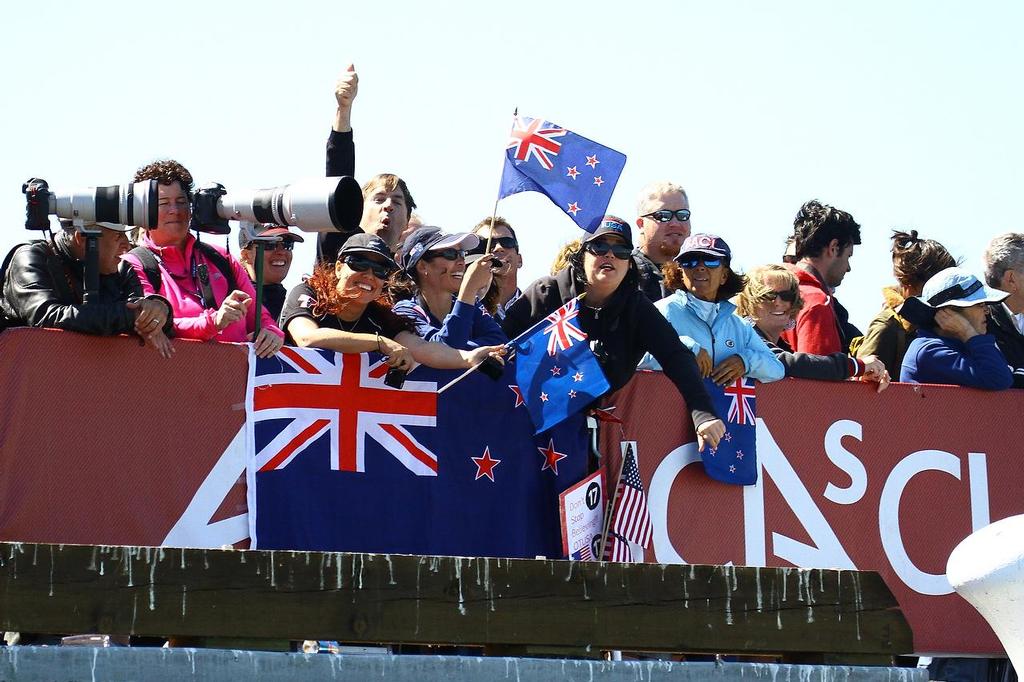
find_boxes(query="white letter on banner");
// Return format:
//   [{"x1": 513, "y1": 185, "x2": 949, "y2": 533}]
[
  {"x1": 759, "y1": 421, "x2": 857, "y2": 569},
  {"x1": 968, "y1": 453, "x2": 991, "y2": 531},
  {"x1": 744, "y1": 422, "x2": 768, "y2": 567},
  {"x1": 822, "y1": 420, "x2": 868, "y2": 505},
  {"x1": 648, "y1": 442, "x2": 702, "y2": 564},
  {"x1": 878, "y1": 450, "x2": 959, "y2": 595}
]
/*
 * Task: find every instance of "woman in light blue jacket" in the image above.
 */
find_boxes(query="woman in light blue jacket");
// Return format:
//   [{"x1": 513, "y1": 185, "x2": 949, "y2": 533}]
[{"x1": 639, "y1": 234, "x2": 785, "y2": 385}]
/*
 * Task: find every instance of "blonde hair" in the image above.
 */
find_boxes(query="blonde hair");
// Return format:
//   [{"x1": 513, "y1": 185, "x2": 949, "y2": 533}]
[
  {"x1": 551, "y1": 239, "x2": 581, "y2": 275},
  {"x1": 735, "y1": 265, "x2": 804, "y2": 318},
  {"x1": 635, "y1": 181, "x2": 688, "y2": 215}
]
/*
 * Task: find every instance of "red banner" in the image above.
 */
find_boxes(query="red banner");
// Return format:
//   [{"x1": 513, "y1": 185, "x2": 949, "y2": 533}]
[{"x1": 600, "y1": 370, "x2": 1022, "y2": 656}]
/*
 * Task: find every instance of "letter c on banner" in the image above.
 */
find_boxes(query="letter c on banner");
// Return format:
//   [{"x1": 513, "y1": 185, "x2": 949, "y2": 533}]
[
  {"x1": 879, "y1": 449, "x2": 960, "y2": 596},
  {"x1": 648, "y1": 442, "x2": 701, "y2": 564}
]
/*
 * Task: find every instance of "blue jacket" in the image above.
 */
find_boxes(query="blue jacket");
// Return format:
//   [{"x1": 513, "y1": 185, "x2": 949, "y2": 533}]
[
  {"x1": 638, "y1": 291, "x2": 785, "y2": 383},
  {"x1": 900, "y1": 328, "x2": 1012, "y2": 390},
  {"x1": 393, "y1": 295, "x2": 507, "y2": 350}
]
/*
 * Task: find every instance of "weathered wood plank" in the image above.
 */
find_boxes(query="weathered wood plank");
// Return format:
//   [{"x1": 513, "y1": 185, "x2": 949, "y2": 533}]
[{"x1": 0, "y1": 542, "x2": 913, "y2": 655}]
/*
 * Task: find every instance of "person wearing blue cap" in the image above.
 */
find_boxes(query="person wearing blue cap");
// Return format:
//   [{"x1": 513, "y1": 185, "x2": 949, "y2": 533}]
[
  {"x1": 899, "y1": 267, "x2": 1013, "y2": 390},
  {"x1": 639, "y1": 233, "x2": 784, "y2": 385}
]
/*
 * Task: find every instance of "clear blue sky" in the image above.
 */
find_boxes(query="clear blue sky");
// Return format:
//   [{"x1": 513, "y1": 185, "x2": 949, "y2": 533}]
[{"x1": 2, "y1": 1, "x2": 1021, "y2": 330}]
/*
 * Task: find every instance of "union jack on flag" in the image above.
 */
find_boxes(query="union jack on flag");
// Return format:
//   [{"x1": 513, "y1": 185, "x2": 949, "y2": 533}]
[
  {"x1": 724, "y1": 377, "x2": 756, "y2": 426},
  {"x1": 507, "y1": 117, "x2": 567, "y2": 171},
  {"x1": 542, "y1": 298, "x2": 587, "y2": 356},
  {"x1": 250, "y1": 347, "x2": 439, "y2": 476}
]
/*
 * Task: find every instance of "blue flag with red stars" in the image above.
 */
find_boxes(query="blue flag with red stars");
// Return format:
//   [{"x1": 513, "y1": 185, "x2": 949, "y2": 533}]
[
  {"x1": 511, "y1": 298, "x2": 611, "y2": 434},
  {"x1": 700, "y1": 377, "x2": 758, "y2": 485},
  {"x1": 248, "y1": 347, "x2": 588, "y2": 558},
  {"x1": 498, "y1": 115, "x2": 626, "y2": 232}
]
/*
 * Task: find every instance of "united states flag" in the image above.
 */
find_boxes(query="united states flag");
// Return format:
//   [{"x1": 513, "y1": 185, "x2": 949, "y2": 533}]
[{"x1": 603, "y1": 448, "x2": 652, "y2": 562}]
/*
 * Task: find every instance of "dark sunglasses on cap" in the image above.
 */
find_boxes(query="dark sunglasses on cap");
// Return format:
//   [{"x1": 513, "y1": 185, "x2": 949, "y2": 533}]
[
  {"x1": 466, "y1": 236, "x2": 518, "y2": 255},
  {"x1": 585, "y1": 239, "x2": 633, "y2": 260},
  {"x1": 422, "y1": 248, "x2": 464, "y2": 262},
  {"x1": 642, "y1": 209, "x2": 691, "y2": 223},
  {"x1": 764, "y1": 288, "x2": 798, "y2": 304},
  {"x1": 343, "y1": 254, "x2": 393, "y2": 279},
  {"x1": 678, "y1": 257, "x2": 723, "y2": 269}
]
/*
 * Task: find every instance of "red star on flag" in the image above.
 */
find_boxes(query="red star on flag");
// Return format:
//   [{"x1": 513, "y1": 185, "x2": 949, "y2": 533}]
[
  {"x1": 537, "y1": 439, "x2": 567, "y2": 475},
  {"x1": 472, "y1": 447, "x2": 501, "y2": 482},
  {"x1": 585, "y1": 155, "x2": 599, "y2": 168},
  {"x1": 566, "y1": 166, "x2": 580, "y2": 180},
  {"x1": 567, "y1": 202, "x2": 581, "y2": 216},
  {"x1": 593, "y1": 176, "x2": 604, "y2": 187},
  {"x1": 551, "y1": 366, "x2": 562, "y2": 376},
  {"x1": 540, "y1": 392, "x2": 549, "y2": 402},
  {"x1": 572, "y1": 371, "x2": 584, "y2": 382},
  {"x1": 568, "y1": 390, "x2": 577, "y2": 399},
  {"x1": 508, "y1": 384, "x2": 524, "y2": 408}
]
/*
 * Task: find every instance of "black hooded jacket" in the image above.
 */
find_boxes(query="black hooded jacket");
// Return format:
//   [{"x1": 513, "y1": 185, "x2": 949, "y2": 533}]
[
  {"x1": 502, "y1": 265, "x2": 718, "y2": 428},
  {"x1": 986, "y1": 302, "x2": 1024, "y2": 388}
]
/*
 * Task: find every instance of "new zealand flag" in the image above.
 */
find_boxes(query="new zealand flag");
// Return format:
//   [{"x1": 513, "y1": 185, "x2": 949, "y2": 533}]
[
  {"x1": 700, "y1": 377, "x2": 758, "y2": 485},
  {"x1": 511, "y1": 298, "x2": 611, "y2": 434},
  {"x1": 246, "y1": 347, "x2": 588, "y2": 558},
  {"x1": 498, "y1": 115, "x2": 626, "y2": 232}
]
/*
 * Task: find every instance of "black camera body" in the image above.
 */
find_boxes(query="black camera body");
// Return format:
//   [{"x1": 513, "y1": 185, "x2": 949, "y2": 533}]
[{"x1": 383, "y1": 366, "x2": 407, "y2": 390}]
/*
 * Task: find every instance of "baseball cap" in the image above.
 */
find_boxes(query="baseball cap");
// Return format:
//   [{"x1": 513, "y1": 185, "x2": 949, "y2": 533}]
[
  {"x1": 238, "y1": 223, "x2": 305, "y2": 249},
  {"x1": 338, "y1": 233, "x2": 398, "y2": 271},
  {"x1": 399, "y1": 227, "x2": 480, "y2": 274},
  {"x1": 676, "y1": 233, "x2": 731, "y2": 262},
  {"x1": 922, "y1": 267, "x2": 1008, "y2": 308},
  {"x1": 59, "y1": 219, "x2": 132, "y2": 233},
  {"x1": 583, "y1": 216, "x2": 633, "y2": 248}
]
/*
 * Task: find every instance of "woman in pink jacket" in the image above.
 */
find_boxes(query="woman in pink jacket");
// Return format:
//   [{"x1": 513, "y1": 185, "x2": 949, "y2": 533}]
[{"x1": 121, "y1": 159, "x2": 284, "y2": 358}]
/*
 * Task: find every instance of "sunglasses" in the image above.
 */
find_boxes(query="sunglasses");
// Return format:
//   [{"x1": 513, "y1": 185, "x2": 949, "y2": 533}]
[
  {"x1": 678, "y1": 257, "x2": 723, "y2": 269},
  {"x1": 643, "y1": 209, "x2": 691, "y2": 223},
  {"x1": 765, "y1": 288, "x2": 798, "y2": 303},
  {"x1": 343, "y1": 254, "x2": 393, "y2": 279},
  {"x1": 245, "y1": 240, "x2": 295, "y2": 252},
  {"x1": 585, "y1": 239, "x2": 633, "y2": 260},
  {"x1": 466, "y1": 236, "x2": 518, "y2": 255},
  {"x1": 423, "y1": 248, "x2": 464, "y2": 262}
]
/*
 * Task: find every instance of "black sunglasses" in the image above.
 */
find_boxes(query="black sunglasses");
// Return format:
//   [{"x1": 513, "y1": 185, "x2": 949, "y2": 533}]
[
  {"x1": 343, "y1": 254, "x2": 393, "y2": 279},
  {"x1": 678, "y1": 257, "x2": 723, "y2": 269},
  {"x1": 643, "y1": 209, "x2": 691, "y2": 223},
  {"x1": 765, "y1": 288, "x2": 798, "y2": 304},
  {"x1": 467, "y1": 236, "x2": 518, "y2": 255},
  {"x1": 585, "y1": 239, "x2": 633, "y2": 260},
  {"x1": 423, "y1": 248, "x2": 464, "y2": 262},
  {"x1": 244, "y1": 240, "x2": 295, "y2": 252}
]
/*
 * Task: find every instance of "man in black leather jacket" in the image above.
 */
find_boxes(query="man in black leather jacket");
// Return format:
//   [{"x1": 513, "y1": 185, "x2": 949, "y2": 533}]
[
  {"x1": 984, "y1": 232, "x2": 1024, "y2": 388},
  {"x1": 0, "y1": 220, "x2": 174, "y2": 356}
]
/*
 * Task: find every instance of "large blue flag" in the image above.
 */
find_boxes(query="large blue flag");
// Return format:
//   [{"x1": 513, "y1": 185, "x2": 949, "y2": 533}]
[
  {"x1": 247, "y1": 347, "x2": 588, "y2": 558},
  {"x1": 498, "y1": 115, "x2": 626, "y2": 232},
  {"x1": 700, "y1": 377, "x2": 758, "y2": 485},
  {"x1": 512, "y1": 298, "x2": 610, "y2": 434}
]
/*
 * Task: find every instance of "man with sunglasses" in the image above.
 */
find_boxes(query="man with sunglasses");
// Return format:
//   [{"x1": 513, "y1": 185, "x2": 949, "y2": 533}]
[
  {"x1": 238, "y1": 223, "x2": 305, "y2": 322},
  {"x1": 633, "y1": 182, "x2": 692, "y2": 301},
  {"x1": 470, "y1": 216, "x2": 523, "y2": 320}
]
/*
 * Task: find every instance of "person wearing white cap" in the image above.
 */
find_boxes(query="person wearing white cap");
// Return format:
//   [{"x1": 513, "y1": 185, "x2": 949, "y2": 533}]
[
  {"x1": 391, "y1": 227, "x2": 507, "y2": 349},
  {"x1": 899, "y1": 267, "x2": 1013, "y2": 390},
  {"x1": 238, "y1": 222, "x2": 305, "y2": 322},
  {"x1": 0, "y1": 220, "x2": 173, "y2": 357}
]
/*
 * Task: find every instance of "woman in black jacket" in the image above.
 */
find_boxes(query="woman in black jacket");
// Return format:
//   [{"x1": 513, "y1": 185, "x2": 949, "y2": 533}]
[{"x1": 502, "y1": 217, "x2": 725, "y2": 451}]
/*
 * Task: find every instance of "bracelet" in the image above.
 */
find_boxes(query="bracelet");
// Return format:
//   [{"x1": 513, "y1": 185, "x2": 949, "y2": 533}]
[{"x1": 376, "y1": 333, "x2": 383, "y2": 354}]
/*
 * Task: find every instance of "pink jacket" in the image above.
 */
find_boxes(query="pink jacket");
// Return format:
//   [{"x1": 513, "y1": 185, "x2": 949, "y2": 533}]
[{"x1": 122, "y1": 234, "x2": 282, "y2": 342}]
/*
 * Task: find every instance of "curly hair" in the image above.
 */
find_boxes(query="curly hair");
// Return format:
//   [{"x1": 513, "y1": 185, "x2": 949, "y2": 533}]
[
  {"x1": 735, "y1": 265, "x2": 805, "y2": 318},
  {"x1": 661, "y1": 261, "x2": 747, "y2": 300},
  {"x1": 891, "y1": 230, "x2": 957, "y2": 291},
  {"x1": 551, "y1": 239, "x2": 581, "y2": 275},
  {"x1": 303, "y1": 263, "x2": 412, "y2": 334},
  {"x1": 133, "y1": 159, "x2": 194, "y2": 199},
  {"x1": 793, "y1": 200, "x2": 861, "y2": 259}
]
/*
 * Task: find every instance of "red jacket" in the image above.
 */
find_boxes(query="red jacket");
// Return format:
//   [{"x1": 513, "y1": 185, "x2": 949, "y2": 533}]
[{"x1": 781, "y1": 264, "x2": 843, "y2": 355}]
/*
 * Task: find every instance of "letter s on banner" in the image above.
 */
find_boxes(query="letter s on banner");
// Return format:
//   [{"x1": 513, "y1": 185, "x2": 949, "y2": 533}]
[{"x1": 823, "y1": 419, "x2": 867, "y2": 505}]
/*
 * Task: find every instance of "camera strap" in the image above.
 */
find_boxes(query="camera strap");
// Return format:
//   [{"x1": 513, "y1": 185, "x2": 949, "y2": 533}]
[{"x1": 195, "y1": 263, "x2": 218, "y2": 310}]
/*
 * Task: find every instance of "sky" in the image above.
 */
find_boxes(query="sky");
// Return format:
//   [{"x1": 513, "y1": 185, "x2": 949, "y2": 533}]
[{"x1": 1, "y1": 1, "x2": 1022, "y2": 331}]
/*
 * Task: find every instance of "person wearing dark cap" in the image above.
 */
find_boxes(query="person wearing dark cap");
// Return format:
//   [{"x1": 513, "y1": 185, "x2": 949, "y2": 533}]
[
  {"x1": 238, "y1": 223, "x2": 305, "y2": 322},
  {"x1": 900, "y1": 267, "x2": 1013, "y2": 390},
  {"x1": 390, "y1": 227, "x2": 507, "y2": 349},
  {"x1": 640, "y1": 234, "x2": 784, "y2": 385},
  {"x1": 1, "y1": 219, "x2": 174, "y2": 357},
  {"x1": 502, "y1": 216, "x2": 726, "y2": 452},
  {"x1": 282, "y1": 233, "x2": 504, "y2": 372}
]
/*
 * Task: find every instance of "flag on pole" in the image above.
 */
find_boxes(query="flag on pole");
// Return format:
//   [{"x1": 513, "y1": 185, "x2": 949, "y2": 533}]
[
  {"x1": 603, "y1": 447, "x2": 653, "y2": 562},
  {"x1": 700, "y1": 377, "x2": 758, "y2": 485},
  {"x1": 498, "y1": 115, "x2": 626, "y2": 232},
  {"x1": 511, "y1": 297, "x2": 610, "y2": 434}
]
